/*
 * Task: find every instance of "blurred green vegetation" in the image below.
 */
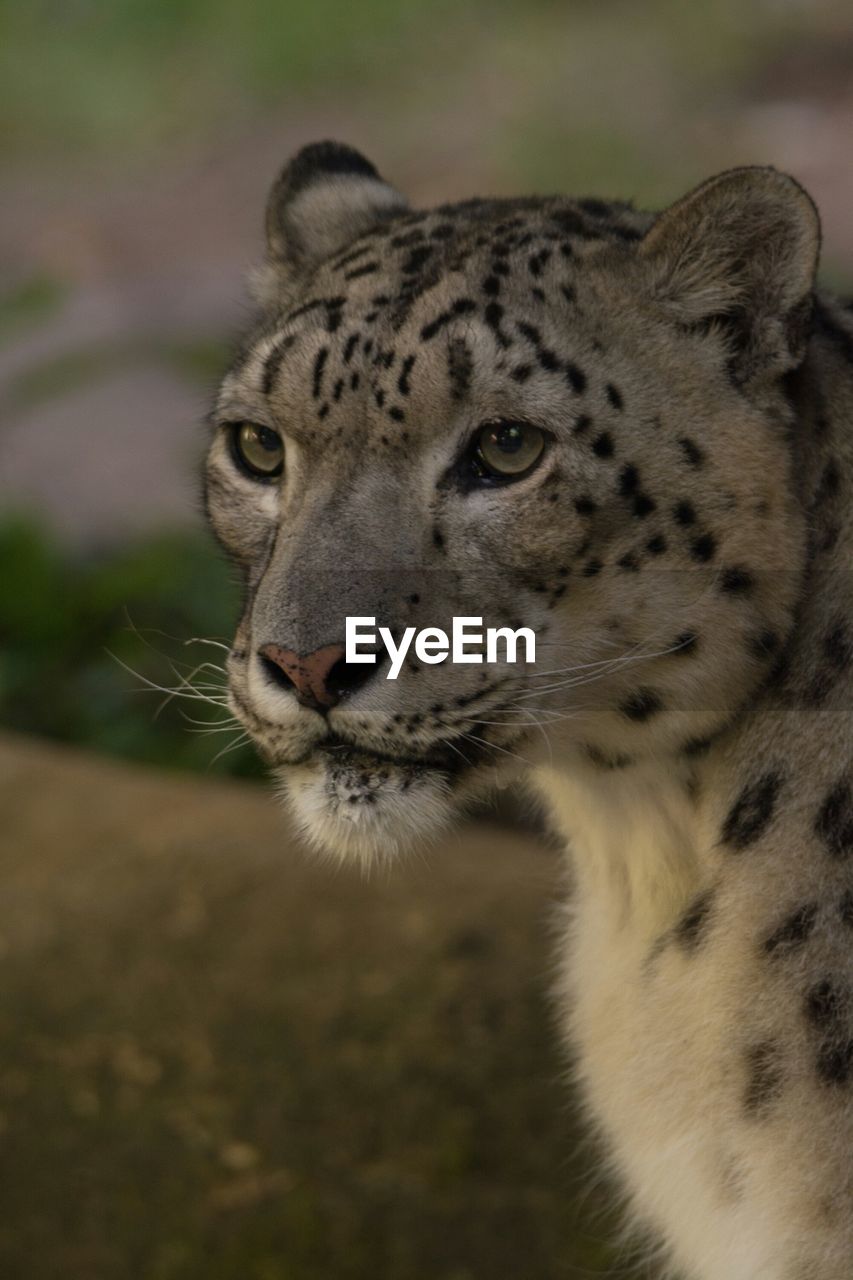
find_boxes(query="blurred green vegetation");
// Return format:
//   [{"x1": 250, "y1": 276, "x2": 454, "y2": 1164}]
[{"x1": 0, "y1": 517, "x2": 262, "y2": 777}]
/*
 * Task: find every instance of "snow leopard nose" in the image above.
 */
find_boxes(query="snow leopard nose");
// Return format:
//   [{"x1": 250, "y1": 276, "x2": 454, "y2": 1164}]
[{"x1": 258, "y1": 642, "x2": 374, "y2": 712}]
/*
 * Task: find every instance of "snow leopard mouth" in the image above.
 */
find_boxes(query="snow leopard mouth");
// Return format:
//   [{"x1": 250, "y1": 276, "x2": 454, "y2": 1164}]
[{"x1": 312, "y1": 732, "x2": 491, "y2": 777}]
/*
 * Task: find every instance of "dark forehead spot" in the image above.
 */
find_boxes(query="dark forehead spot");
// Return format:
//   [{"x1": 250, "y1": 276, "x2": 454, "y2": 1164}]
[
  {"x1": 592, "y1": 432, "x2": 614, "y2": 458},
  {"x1": 678, "y1": 436, "x2": 706, "y2": 467},
  {"x1": 674, "y1": 631, "x2": 697, "y2": 654},
  {"x1": 691, "y1": 533, "x2": 716, "y2": 563},
  {"x1": 673, "y1": 500, "x2": 696, "y2": 526},
  {"x1": 618, "y1": 464, "x2": 639, "y2": 496},
  {"x1": 646, "y1": 534, "x2": 667, "y2": 555},
  {"x1": 606, "y1": 382, "x2": 623, "y2": 411},
  {"x1": 815, "y1": 781, "x2": 853, "y2": 859},
  {"x1": 722, "y1": 772, "x2": 782, "y2": 850},
  {"x1": 573, "y1": 414, "x2": 592, "y2": 436},
  {"x1": 448, "y1": 337, "x2": 473, "y2": 402},
  {"x1": 566, "y1": 363, "x2": 586, "y2": 394},
  {"x1": 397, "y1": 353, "x2": 417, "y2": 397}
]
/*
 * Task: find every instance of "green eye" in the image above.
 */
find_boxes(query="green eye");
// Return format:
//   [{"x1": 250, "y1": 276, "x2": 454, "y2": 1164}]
[
  {"x1": 231, "y1": 422, "x2": 284, "y2": 480},
  {"x1": 473, "y1": 420, "x2": 546, "y2": 481}
]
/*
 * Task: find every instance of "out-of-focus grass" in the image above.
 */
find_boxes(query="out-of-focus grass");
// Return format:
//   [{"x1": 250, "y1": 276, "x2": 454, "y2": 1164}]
[
  {"x1": 2, "y1": 0, "x2": 844, "y2": 162},
  {"x1": 0, "y1": 0, "x2": 458, "y2": 157},
  {"x1": 0, "y1": 517, "x2": 262, "y2": 777}
]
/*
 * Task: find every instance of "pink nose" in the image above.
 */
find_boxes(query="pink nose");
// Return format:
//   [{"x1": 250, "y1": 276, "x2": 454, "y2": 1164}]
[{"x1": 259, "y1": 642, "x2": 347, "y2": 710}]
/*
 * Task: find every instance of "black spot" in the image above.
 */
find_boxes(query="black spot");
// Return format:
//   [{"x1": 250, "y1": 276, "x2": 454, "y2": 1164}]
[
  {"x1": 720, "y1": 567, "x2": 754, "y2": 595},
  {"x1": 528, "y1": 248, "x2": 551, "y2": 276},
  {"x1": 390, "y1": 229, "x2": 426, "y2": 249},
  {"x1": 691, "y1": 533, "x2": 716, "y2": 562},
  {"x1": 317, "y1": 403, "x2": 329, "y2": 420},
  {"x1": 397, "y1": 354, "x2": 416, "y2": 397},
  {"x1": 389, "y1": 406, "x2": 405, "y2": 422},
  {"x1": 311, "y1": 346, "x2": 329, "y2": 399},
  {"x1": 401, "y1": 245, "x2": 433, "y2": 274},
  {"x1": 744, "y1": 1041, "x2": 782, "y2": 1116},
  {"x1": 722, "y1": 772, "x2": 782, "y2": 849},
  {"x1": 583, "y1": 559, "x2": 603, "y2": 578},
  {"x1": 617, "y1": 552, "x2": 639, "y2": 572},
  {"x1": 511, "y1": 364, "x2": 533, "y2": 383},
  {"x1": 261, "y1": 333, "x2": 296, "y2": 395},
  {"x1": 646, "y1": 534, "x2": 667, "y2": 555},
  {"x1": 592, "y1": 432, "x2": 614, "y2": 458},
  {"x1": 763, "y1": 903, "x2": 818, "y2": 955},
  {"x1": 815, "y1": 781, "x2": 853, "y2": 859},
  {"x1": 447, "y1": 337, "x2": 473, "y2": 402},
  {"x1": 674, "y1": 500, "x2": 696, "y2": 526},
  {"x1": 350, "y1": 371, "x2": 360, "y2": 391},
  {"x1": 574, "y1": 495, "x2": 597, "y2": 516},
  {"x1": 565, "y1": 363, "x2": 586, "y2": 393},
  {"x1": 618, "y1": 464, "x2": 639, "y2": 496},
  {"x1": 805, "y1": 978, "x2": 844, "y2": 1028},
  {"x1": 573, "y1": 414, "x2": 592, "y2": 436},
  {"x1": 344, "y1": 261, "x2": 379, "y2": 281},
  {"x1": 678, "y1": 437, "x2": 705, "y2": 467},
  {"x1": 432, "y1": 527, "x2": 445, "y2": 551},
  {"x1": 817, "y1": 1040, "x2": 853, "y2": 1086},
  {"x1": 675, "y1": 631, "x2": 697, "y2": 654},
  {"x1": 620, "y1": 688, "x2": 662, "y2": 722},
  {"x1": 421, "y1": 298, "x2": 477, "y2": 341},
  {"x1": 606, "y1": 382, "x2": 623, "y2": 410},
  {"x1": 561, "y1": 284, "x2": 576, "y2": 303},
  {"x1": 674, "y1": 889, "x2": 714, "y2": 951},
  {"x1": 482, "y1": 275, "x2": 501, "y2": 296},
  {"x1": 633, "y1": 493, "x2": 656, "y2": 518},
  {"x1": 484, "y1": 301, "x2": 511, "y2": 348}
]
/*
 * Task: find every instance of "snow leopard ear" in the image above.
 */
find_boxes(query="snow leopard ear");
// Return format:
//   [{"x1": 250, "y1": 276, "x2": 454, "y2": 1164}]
[
  {"x1": 639, "y1": 167, "x2": 820, "y2": 384},
  {"x1": 263, "y1": 141, "x2": 408, "y2": 273}
]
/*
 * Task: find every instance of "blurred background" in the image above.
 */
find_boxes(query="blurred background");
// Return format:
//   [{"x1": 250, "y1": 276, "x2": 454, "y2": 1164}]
[{"x1": 1, "y1": 2, "x2": 852, "y2": 1277}]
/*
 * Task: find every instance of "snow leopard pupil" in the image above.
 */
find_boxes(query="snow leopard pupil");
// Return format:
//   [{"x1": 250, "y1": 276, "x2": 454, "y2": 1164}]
[
  {"x1": 477, "y1": 420, "x2": 545, "y2": 477},
  {"x1": 233, "y1": 423, "x2": 284, "y2": 479}
]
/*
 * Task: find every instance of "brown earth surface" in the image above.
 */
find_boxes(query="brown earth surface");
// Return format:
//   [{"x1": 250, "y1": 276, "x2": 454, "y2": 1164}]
[{"x1": 0, "y1": 733, "x2": 637, "y2": 1280}]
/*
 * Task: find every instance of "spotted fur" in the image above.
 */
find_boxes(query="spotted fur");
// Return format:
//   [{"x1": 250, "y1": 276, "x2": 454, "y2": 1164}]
[{"x1": 205, "y1": 143, "x2": 853, "y2": 1278}]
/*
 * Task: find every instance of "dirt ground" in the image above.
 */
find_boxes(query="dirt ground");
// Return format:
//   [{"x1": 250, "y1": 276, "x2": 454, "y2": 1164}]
[{"x1": 0, "y1": 732, "x2": 640, "y2": 1279}]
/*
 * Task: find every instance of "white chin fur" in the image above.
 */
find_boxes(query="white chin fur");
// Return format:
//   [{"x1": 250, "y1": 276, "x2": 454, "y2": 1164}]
[{"x1": 275, "y1": 755, "x2": 457, "y2": 867}]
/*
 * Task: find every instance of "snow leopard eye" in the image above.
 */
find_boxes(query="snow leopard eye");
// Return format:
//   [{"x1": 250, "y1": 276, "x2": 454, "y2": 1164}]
[
  {"x1": 230, "y1": 422, "x2": 284, "y2": 480},
  {"x1": 471, "y1": 420, "x2": 546, "y2": 482}
]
